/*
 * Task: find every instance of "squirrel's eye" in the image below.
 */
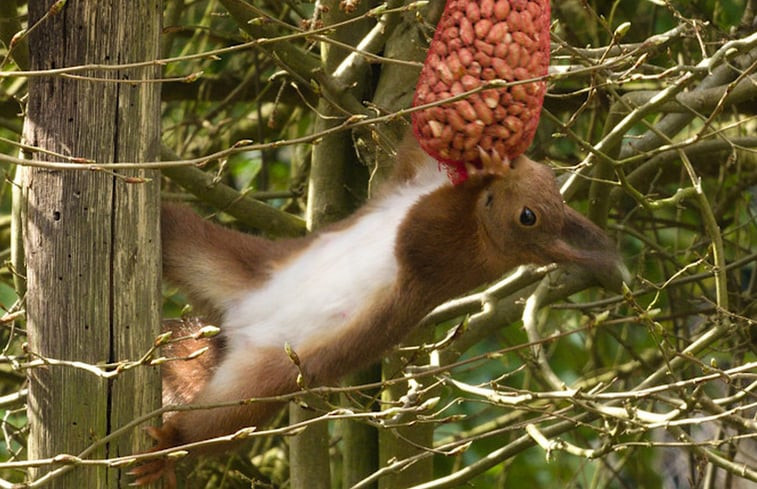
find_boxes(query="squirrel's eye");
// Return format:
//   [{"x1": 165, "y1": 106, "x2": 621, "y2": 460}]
[
  {"x1": 484, "y1": 192, "x2": 493, "y2": 208},
  {"x1": 519, "y1": 207, "x2": 537, "y2": 226}
]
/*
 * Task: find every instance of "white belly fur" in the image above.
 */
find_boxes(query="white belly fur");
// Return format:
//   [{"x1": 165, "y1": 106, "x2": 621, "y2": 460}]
[{"x1": 223, "y1": 159, "x2": 448, "y2": 350}]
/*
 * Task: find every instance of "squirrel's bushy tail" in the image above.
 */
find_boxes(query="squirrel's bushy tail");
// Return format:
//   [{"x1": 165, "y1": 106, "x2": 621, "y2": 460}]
[{"x1": 161, "y1": 203, "x2": 279, "y2": 319}]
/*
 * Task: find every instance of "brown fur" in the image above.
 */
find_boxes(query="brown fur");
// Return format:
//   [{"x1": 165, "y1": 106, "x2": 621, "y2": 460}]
[
  {"x1": 133, "y1": 144, "x2": 625, "y2": 487},
  {"x1": 160, "y1": 318, "x2": 225, "y2": 407},
  {"x1": 168, "y1": 346, "x2": 297, "y2": 445}
]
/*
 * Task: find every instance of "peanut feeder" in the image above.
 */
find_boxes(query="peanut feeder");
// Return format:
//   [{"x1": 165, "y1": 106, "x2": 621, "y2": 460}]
[{"x1": 412, "y1": 0, "x2": 551, "y2": 182}]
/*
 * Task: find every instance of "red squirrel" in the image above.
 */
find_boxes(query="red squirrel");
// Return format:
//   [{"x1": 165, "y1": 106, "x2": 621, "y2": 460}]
[{"x1": 132, "y1": 141, "x2": 625, "y2": 485}]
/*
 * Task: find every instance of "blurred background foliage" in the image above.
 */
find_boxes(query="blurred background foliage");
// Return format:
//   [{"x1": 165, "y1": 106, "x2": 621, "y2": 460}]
[{"x1": 0, "y1": 0, "x2": 756, "y2": 488}]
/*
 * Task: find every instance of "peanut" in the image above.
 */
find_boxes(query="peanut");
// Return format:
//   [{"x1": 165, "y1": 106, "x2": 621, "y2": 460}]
[
  {"x1": 460, "y1": 18, "x2": 475, "y2": 45},
  {"x1": 508, "y1": 103, "x2": 524, "y2": 115},
  {"x1": 474, "y1": 51, "x2": 493, "y2": 68},
  {"x1": 465, "y1": 120, "x2": 485, "y2": 140},
  {"x1": 526, "y1": 1, "x2": 542, "y2": 18},
  {"x1": 492, "y1": 57, "x2": 513, "y2": 80},
  {"x1": 504, "y1": 115, "x2": 523, "y2": 133},
  {"x1": 466, "y1": 2, "x2": 481, "y2": 22},
  {"x1": 474, "y1": 39, "x2": 495, "y2": 56},
  {"x1": 474, "y1": 19, "x2": 493, "y2": 40},
  {"x1": 447, "y1": 52, "x2": 464, "y2": 76},
  {"x1": 447, "y1": 110, "x2": 467, "y2": 132},
  {"x1": 450, "y1": 81, "x2": 464, "y2": 96},
  {"x1": 506, "y1": 42, "x2": 521, "y2": 67},
  {"x1": 493, "y1": 105, "x2": 508, "y2": 121},
  {"x1": 458, "y1": 48, "x2": 474, "y2": 66},
  {"x1": 481, "y1": 0, "x2": 495, "y2": 18},
  {"x1": 455, "y1": 99, "x2": 478, "y2": 121},
  {"x1": 430, "y1": 107, "x2": 446, "y2": 122},
  {"x1": 507, "y1": 11, "x2": 522, "y2": 32},
  {"x1": 428, "y1": 120, "x2": 444, "y2": 138},
  {"x1": 510, "y1": 84, "x2": 528, "y2": 101},
  {"x1": 481, "y1": 67, "x2": 497, "y2": 80},
  {"x1": 482, "y1": 89, "x2": 500, "y2": 108},
  {"x1": 486, "y1": 22, "x2": 509, "y2": 44},
  {"x1": 473, "y1": 99, "x2": 495, "y2": 125},
  {"x1": 494, "y1": 1, "x2": 511, "y2": 21},
  {"x1": 437, "y1": 62, "x2": 455, "y2": 85},
  {"x1": 461, "y1": 74, "x2": 479, "y2": 90},
  {"x1": 512, "y1": 31, "x2": 534, "y2": 52}
]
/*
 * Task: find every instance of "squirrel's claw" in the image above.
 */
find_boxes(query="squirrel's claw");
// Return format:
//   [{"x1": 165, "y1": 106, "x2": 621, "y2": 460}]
[
  {"x1": 463, "y1": 147, "x2": 511, "y2": 180},
  {"x1": 477, "y1": 146, "x2": 510, "y2": 176}
]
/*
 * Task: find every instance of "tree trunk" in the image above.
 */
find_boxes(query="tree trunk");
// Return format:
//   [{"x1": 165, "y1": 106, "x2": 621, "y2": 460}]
[
  {"x1": 341, "y1": 364, "x2": 380, "y2": 489},
  {"x1": 17, "y1": 1, "x2": 162, "y2": 487}
]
